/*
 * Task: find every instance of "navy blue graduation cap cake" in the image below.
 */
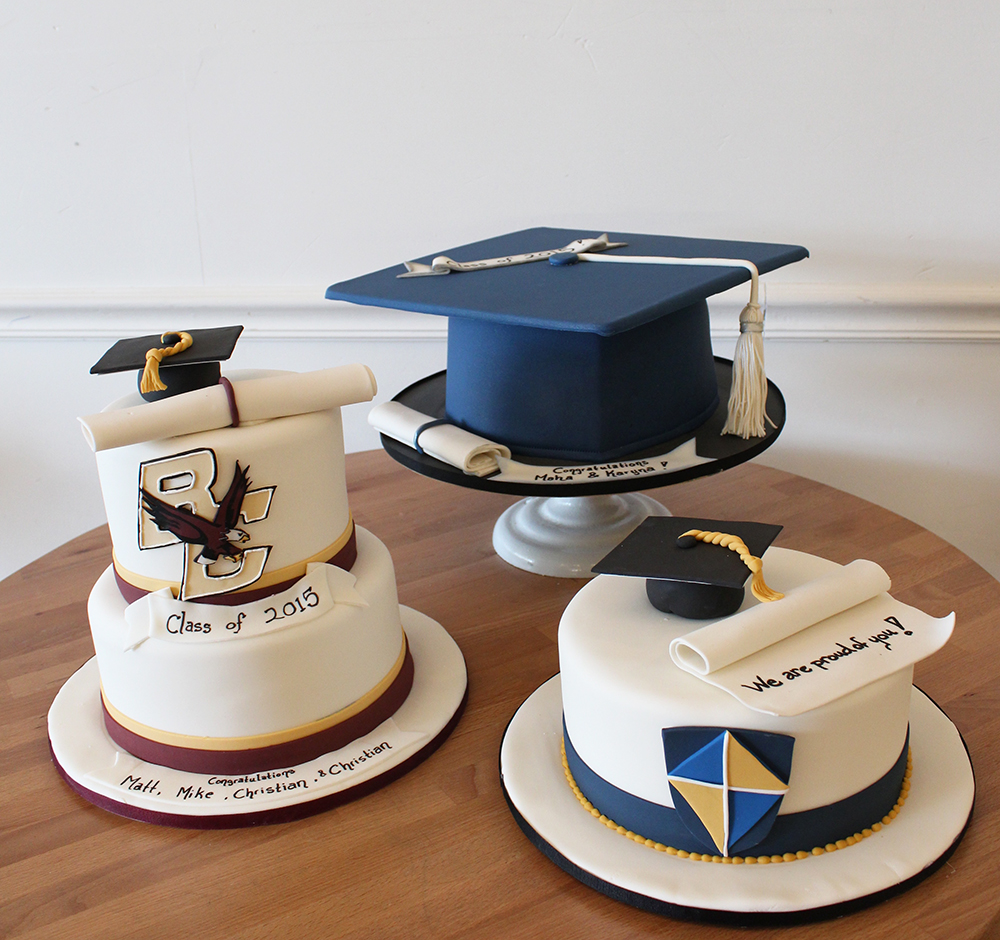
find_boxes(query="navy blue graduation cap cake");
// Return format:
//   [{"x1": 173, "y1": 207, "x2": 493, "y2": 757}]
[{"x1": 326, "y1": 228, "x2": 808, "y2": 461}]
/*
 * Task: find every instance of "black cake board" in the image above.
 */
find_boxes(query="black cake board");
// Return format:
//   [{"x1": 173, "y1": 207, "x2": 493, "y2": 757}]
[
  {"x1": 499, "y1": 676, "x2": 974, "y2": 927},
  {"x1": 48, "y1": 607, "x2": 467, "y2": 828},
  {"x1": 382, "y1": 358, "x2": 785, "y2": 578},
  {"x1": 381, "y1": 358, "x2": 784, "y2": 498}
]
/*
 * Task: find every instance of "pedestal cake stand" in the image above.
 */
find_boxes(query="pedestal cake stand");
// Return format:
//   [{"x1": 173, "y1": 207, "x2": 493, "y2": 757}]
[{"x1": 380, "y1": 358, "x2": 785, "y2": 577}]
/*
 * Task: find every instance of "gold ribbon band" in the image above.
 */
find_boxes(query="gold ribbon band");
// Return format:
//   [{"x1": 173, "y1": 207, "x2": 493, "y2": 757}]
[{"x1": 101, "y1": 629, "x2": 407, "y2": 751}]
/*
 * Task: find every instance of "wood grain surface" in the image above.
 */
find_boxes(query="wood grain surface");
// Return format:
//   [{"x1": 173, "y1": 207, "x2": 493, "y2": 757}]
[{"x1": 2, "y1": 451, "x2": 998, "y2": 940}]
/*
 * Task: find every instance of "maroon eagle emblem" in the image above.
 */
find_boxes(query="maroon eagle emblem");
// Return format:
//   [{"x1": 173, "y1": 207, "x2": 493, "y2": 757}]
[{"x1": 141, "y1": 461, "x2": 254, "y2": 565}]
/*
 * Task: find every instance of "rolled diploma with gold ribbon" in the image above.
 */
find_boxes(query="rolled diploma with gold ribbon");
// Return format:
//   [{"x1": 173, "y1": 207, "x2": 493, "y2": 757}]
[
  {"x1": 80, "y1": 364, "x2": 378, "y2": 452},
  {"x1": 368, "y1": 401, "x2": 511, "y2": 477},
  {"x1": 669, "y1": 559, "x2": 891, "y2": 676}
]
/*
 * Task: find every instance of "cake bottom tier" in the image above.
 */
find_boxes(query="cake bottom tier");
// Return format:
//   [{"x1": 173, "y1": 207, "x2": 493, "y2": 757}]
[
  {"x1": 500, "y1": 676, "x2": 974, "y2": 923},
  {"x1": 89, "y1": 527, "x2": 410, "y2": 774}
]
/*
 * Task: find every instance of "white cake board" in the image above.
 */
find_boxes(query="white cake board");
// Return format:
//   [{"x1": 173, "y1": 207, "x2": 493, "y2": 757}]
[
  {"x1": 500, "y1": 676, "x2": 974, "y2": 925},
  {"x1": 49, "y1": 607, "x2": 467, "y2": 828},
  {"x1": 493, "y1": 494, "x2": 669, "y2": 578}
]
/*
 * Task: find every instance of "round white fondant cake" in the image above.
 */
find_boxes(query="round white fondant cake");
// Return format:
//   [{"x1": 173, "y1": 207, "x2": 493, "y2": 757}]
[{"x1": 559, "y1": 548, "x2": 914, "y2": 859}]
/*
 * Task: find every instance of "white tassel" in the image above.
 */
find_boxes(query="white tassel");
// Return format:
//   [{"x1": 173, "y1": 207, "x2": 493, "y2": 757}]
[{"x1": 722, "y1": 275, "x2": 772, "y2": 438}]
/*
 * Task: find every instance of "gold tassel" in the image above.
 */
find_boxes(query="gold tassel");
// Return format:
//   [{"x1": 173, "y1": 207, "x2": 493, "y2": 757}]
[
  {"x1": 681, "y1": 529, "x2": 784, "y2": 603},
  {"x1": 140, "y1": 331, "x2": 193, "y2": 394}
]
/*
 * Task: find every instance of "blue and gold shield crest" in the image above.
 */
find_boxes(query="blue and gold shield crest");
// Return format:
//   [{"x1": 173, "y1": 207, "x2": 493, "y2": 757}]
[{"x1": 662, "y1": 727, "x2": 795, "y2": 857}]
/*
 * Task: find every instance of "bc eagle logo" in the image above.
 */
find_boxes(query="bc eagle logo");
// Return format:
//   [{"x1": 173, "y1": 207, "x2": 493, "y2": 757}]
[
  {"x1": 142, "y1": 461, "x2": 254, "y2": 565},
  {"x1": 137, "y1": 449, "x2": 275, "y2": 600}
]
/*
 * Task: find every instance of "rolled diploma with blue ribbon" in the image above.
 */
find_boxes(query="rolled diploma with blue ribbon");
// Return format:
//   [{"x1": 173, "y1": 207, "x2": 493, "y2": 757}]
[
  {"x1": 368, "y1": 401, "x2": 511, "y2": 477},
  {"x1": 669, "y1": 559, "x2": 892, "y2": 675}
]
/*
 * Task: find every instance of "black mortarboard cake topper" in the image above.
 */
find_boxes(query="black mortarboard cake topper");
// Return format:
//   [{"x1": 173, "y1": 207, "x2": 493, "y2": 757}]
[
  {"x1": 326, "y1": 228, "x2": 808, "y2": 461},
  {"x1": 592, "y1": 516, "x2": 784, "y2": 620},
  {"x1": 90, "y1": 325, "x2": 244, "y2": 402}
]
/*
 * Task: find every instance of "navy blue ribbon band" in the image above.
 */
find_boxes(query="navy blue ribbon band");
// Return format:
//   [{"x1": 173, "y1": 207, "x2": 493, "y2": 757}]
[
  {"x1": 412, "y1": 418, "x2": 449, "y2": 455},
  {"x1": 563, "y1": 719, "x2": 909, "y2": 858}
]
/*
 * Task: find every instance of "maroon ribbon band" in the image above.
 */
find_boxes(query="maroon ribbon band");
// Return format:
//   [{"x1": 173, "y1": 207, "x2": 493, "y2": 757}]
[{"x1": 102, "y1": 638, "x2": 414, "y2": 776}]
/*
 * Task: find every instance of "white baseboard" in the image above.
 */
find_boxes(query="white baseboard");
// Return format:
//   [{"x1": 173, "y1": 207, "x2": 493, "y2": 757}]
[{"x1": 1, "y1": 283, "x2": 998, "y2": 342}]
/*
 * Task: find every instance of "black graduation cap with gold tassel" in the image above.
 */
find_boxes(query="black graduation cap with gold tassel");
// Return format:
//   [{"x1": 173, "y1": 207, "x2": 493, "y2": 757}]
[
  {"x1": 90, "y1": 325, "x2": 244, "y2": 402},
  {"x1": 592, "y1": 516, "x2": 784, "y2": 620}
]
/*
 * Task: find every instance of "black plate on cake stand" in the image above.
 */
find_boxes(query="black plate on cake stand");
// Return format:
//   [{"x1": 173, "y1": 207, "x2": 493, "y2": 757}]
[{"x1": 380, "y1": 359, "x2": 785, "y2": 577}]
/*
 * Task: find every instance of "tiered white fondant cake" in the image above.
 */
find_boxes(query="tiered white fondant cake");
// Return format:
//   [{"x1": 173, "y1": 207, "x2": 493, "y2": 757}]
[
  {"x1": 48, "y1": 327, "x2": 467, "y2": 828},
  {"x1": 49, "y1": 332, "x2": 466, "y2": 816},
  {"x1": 81, "y1": 364, "x2": 419, "y2": 776}
]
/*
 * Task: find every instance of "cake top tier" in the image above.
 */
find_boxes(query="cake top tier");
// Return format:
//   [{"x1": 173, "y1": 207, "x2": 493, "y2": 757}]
[
  {"x1": 325, "y1": 227, "x2": 808, "y2": 336},
  {"x1": 80, "y1": 331, "x2": 378, "y2": 604}
]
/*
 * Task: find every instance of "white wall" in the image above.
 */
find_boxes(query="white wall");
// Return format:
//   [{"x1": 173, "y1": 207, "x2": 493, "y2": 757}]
[{"x1": 2, "y1": 2, "x2": 998, "y2": 581}]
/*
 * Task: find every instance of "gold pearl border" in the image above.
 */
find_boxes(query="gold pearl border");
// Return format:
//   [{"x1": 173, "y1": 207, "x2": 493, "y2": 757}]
[{"x1": 562, "y1": 738, "x2": 912, "y2": 864}]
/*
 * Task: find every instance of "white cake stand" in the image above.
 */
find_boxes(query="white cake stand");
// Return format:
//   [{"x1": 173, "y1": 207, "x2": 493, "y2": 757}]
[{"x1": 492, "y1": 493, "x2": 670, "y2": 578}]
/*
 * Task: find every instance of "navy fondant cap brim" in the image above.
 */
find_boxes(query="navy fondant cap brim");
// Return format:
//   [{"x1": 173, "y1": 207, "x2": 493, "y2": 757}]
[
  {"x1": 592, "y1": 516, "x2": 783, "y2": 588},
  {"x1": 325, "y1": 228, "x2": 808, "y2": 336},
  {"x1": 90, "y1": 325, "x2": 244, "y2": 375}
]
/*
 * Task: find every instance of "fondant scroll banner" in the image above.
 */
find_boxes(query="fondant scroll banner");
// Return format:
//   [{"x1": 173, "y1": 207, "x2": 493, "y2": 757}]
[
  {"x1": 369, "y1": 402, "x2": 713, "y2": 481},
  {"x1": 79, "y1": 363, "x2": 378, "y2": 452},
  {"x1": 123, "y1": 563, "x2": 368, "y2": 651},
  {"x1": 668, "y1": 559, "x2": 955, "y2": 717}
]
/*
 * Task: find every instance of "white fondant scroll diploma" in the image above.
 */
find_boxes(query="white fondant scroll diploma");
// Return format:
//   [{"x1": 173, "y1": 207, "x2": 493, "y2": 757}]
[
  {"x1": 368, "y1": 401, "x2": 511, "y2": 477},
  {"x1": 79, "y1": 363, "x2": 378, "y2": 452},
  {"x1": 123, "y1": 563, "x2": 368, "y2": 651},
  {"x1": 397, "y1": 233, "x2": 627, "y2": 277},
  {"x1": 669, "y1": 559, "x2": 955, "y2": 716},
  {"x1": 368, "y1": 402, "x2": 713, "y2": 481}
]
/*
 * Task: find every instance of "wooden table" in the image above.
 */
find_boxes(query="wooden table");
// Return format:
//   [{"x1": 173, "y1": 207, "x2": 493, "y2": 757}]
[{"x1": 3, "y1": 452, "x2": 998, "y2": 940}]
